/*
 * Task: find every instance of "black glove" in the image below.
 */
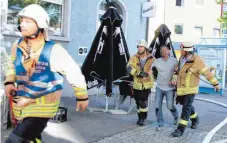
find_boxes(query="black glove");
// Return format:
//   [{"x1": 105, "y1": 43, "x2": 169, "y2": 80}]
[{"x1": 138, "y1": 72, "x2": 149, "y2": 78}]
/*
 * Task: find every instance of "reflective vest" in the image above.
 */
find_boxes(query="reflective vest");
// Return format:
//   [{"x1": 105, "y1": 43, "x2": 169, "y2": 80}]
[
  {"x1": 14, "y1": 38, "x2": 63, "y2": 98},
  {"x1": 177, "y1": 55, "x2": 218, "y2": 96},
  {"x1": 13, "y1": 38, "x2": 63, "y2": 120},
  {"x1": 127, "y1": 53, "x2": 154, "y2": 90}
]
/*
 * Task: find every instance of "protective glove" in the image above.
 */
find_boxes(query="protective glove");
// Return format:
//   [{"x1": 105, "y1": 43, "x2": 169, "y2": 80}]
[{"x1": 138, "y1": 72, "x2": 149, "y2": 78}]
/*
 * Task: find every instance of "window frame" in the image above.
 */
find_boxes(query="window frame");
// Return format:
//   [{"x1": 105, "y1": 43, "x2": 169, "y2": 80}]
[
  {"x1": 195, "y1": 0, "x2": 205, "y2": 9},
  {"x1": 194, "y1": 26, "x2": 203, "y2": 38},
  {"x1": 174, "y1": 24, "x2": 184, "y2": 35},
  {"x1": 213, "y1": 28, "x2": 220, "y2": 38},
  {"x1": 2, "y1": 0, "x2": 71, "y2": 41},
  {"x1": 175, "y1": 0, "x2": 184, "y2": 7}
]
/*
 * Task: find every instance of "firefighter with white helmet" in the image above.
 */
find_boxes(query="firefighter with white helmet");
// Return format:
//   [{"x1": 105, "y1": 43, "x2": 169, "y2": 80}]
[
  {"x1": 170, "y1": 43, "x2": 220, "y2": 137},
  {"x1": 127, "y1": 39, "x2": 155, "y2": 126},
  {"x1": 4, "y1": 4, "x2": 88, "y2": 142}
]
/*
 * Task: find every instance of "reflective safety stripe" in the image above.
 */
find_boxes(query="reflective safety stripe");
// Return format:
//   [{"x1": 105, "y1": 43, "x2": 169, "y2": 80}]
[
  {"x1": 76, "y1": 91, "x2": 88, "y2": 97},
  {"x1": 209, "y1": 78, "x2": 218, "y2": 85},
  {"x1": 74, "y1": 87, "x2": 87, "y2": 92},
  {"x1": 35, "y1": 96, "x2": 45, "y2": 104},
  {"x1": 17, "y1": 75, "x2": 29, "y2": 82},
  {"x1": 177, "y1": 87, "x2": 199, "y2": 96},
  {"x1": 139, "y1": 107, "x2": 148, "y2": 112},
  {"x1": 137, "y1": 110, "x2": 140, "y2": 113},
  {"x1": 185, "y1": 73, "x2": 191, "y2": 88},
  {"x1": 200, "y1": 67, "x2": 209, "y2": 75},
  {"x1": 36, "y1": 98, "x2": 40, "y2": 104},
  {"x1": 190, "y1": 113, "x2": 197, "y2": 119},
  {"x1": 179, "y1": 119, "x2": 188, "y2": 125},
  {"x1": 41, "y1": 96, "x2": 45, "y2": 104},
  {"x1": 23, "y1": 84, "x2": 62, "y2": 96},
  {"x1": 74, "y1": 87, "x2": 88, "y2": 97},
  {"x1": 133, "y1": 82, "x2": 153, "y2": 90},
  {"x1": 35, "y1": 138, "x2": 42, "y2": 143},
  {"x1": 32, "y1": 80, "x2": 63, "y2": 88},
  {"x1": 13, "y1": 102, "x2": 59, "y2": 110},
  {"x1": 130, "y1": 68, "x2": 137, "y2": 76},
  {"x1": 17, "y1": 79, "x2": 63, "y2": 90},
  {"x1": 13, "y1": 101, "x2": 59, "y2": 120}
]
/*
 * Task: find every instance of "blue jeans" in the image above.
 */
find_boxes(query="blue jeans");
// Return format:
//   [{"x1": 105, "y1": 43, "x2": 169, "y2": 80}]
[{"x1": 155, "y1": 87, "x2": 178, "y2": 126}]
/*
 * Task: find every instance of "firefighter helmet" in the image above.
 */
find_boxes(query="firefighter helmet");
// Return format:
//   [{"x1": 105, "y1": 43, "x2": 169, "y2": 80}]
[
  {"x1": 18, "y1": 4, "x2": 50, "y2": 40},
  {"x1": 137, "y1": 39, "x2": 148, "y2": 49},
  {"x1": 180, "y1": 43, "x2": 195, "y2": 52}
]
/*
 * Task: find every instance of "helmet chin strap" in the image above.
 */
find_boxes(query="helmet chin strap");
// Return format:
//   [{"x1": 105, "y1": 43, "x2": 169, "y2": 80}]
[
  {"x1": 18, "y1": 26, "x2": 43, "y2": 40},
  {"x1": 184, "y1": 51, "x2": 192, "y2": 58},
  {"x1": 26, "y1": 28, "x2": 43, "y2": 40}
]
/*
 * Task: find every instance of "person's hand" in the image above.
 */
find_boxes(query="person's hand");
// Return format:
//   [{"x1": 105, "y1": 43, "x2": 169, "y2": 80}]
[
  {"x1": 13, "y1": 97, "x2": 33, "y2": 107},
  {"x1": 76, "y1": 96, "x2": 89, "y2": 112},
  {"x1": 147, "y1": 70, "x2": 152, "y2": 76},
  {"x1": 214, "y1": 85, "x2": 220, "y2": 92},
  {"x1": 174, "y1": 66, "x2": 178, "y2": 72},
  {"x1": 5, "y1": 84, "x2": 17, "y2": 97},
  {"x1": 171, "y1": 81, "x2": 177, "y2": 86},
  {"x1": 138, "y1": 72, "x2": 149, "y2": 78}
]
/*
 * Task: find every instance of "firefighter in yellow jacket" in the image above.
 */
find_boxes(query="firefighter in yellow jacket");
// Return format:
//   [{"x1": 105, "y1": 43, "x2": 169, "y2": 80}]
[
  {"x1": 127, "y1": 39, "x2": 155, "y2": 126},
  {"x1": 171, "y1": 43, "x2": 220, "y2": 137},
  {"x1": 4, "y1": 4, "x2": 88, "y2": 142}
]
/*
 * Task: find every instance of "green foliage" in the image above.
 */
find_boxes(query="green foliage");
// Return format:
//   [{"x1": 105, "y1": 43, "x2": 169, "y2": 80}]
[{"x1": 217, "y1": 0, "x2": 227, "y2": 28}]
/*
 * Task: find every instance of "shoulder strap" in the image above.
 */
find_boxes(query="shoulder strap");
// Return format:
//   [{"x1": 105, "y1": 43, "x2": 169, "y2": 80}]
[{"x1": 18, "y1": 37, "x2": 23, "y2": 44}]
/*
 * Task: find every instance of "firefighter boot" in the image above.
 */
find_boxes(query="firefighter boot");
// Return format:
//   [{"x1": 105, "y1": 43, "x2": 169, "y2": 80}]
[
  {"x1": 191, "y1": 116, "x2": 199, "y2": 129},
  {"x1": 137, "y1": 119, "x2": 145, "y2": 126},
  {"x1": 171, "y1": 125, "x2": 186, "y2": 137},
  {"x1": 137, "y1": 112, "x2": 146, "y2": 126},
  {"x1": 137, "y1": 112, "x2": 142, "y2": 125}
]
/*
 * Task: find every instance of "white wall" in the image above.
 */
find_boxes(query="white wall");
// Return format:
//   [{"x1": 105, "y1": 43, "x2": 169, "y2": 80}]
[
  {"x1": 148, "y1": 0, "x2": 221, "y2": 44},
  {"x1": 147, "y1": 0, "x2": 165, "y2": 44}
]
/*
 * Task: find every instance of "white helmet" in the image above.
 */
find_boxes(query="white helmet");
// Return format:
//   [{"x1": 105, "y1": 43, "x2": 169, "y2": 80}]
[
  {"x1": 18, "y1": 4, "x2": 50, "y2": 40},
  {"x1": 137, "y1": 39, "x2": 148, "y2": 49},
  {"x1": 180, "y1": 43, "x2": 195, "y2": 52}
]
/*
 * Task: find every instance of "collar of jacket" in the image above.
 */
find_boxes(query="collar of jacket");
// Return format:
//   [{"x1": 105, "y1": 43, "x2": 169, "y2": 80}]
[
  {"x1": 135, "y1": 51, "x2": 153, "y2": 59},
  {"x1": 179, "y1": 54, "x2": 195, "y2": 63}
]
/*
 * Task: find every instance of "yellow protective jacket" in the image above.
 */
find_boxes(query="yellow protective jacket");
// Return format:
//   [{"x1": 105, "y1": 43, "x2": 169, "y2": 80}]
[
  {"x1": 127, "y1": 52, "x2": 155, "y2": 90},
  {"x1": 5, "y1": 38, "x2": 88, "y2": 120},
  {"x1": 176, "y1": 55, "x2": 219, "y2": 96}
]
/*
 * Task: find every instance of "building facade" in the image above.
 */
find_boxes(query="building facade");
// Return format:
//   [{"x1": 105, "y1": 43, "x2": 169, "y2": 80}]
[
  {"x1": 148, "y1": 0, "x2": 221, "y2": 45},
  {"x1": 1, "y1": 0, "x2": 148, "y2": 97}
]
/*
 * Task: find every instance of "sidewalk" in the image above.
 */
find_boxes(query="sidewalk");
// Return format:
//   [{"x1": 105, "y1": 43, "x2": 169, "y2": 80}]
[
  {"x1": 95, "y1": 125, "x2": 227, "y2": 143},
  {"x1": 197, "y1": 92, "x2": 227, "y2": 105},
  {"x1": 1, "y1": 92, "x2": 227, "y2": 143}
]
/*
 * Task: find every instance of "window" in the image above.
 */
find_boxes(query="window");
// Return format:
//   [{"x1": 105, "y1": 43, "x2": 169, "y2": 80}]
[
  {"x1": 176, "y1": 0, "x2": 184, "y2": 6},
  {"x1": 196, "y1": 0, "x2": 204, "y2": 6},
  {"x1": 97, "y1": 0, "x2": 127, "y2": 35},
  {"x1": 213, "y1": 28, "x2": 220, "y2": 38},
  {"x1": 174, "y1": 24, "x2": 183, "y2": 35},
  {"x1": 194, "y1": 26, "x2": 203, "y2": 37},
  {"x1": 4, "y1": 0, "x2": 70, "y2": 40}
]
